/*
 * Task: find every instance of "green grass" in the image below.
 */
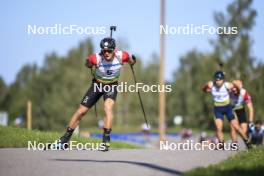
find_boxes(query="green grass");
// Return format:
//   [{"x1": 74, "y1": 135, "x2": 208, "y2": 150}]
[
  {"x1": 0, "y1": 126, "x2": 140, "y2": 149},
  {"x1": 185, "y1": 147, "x2": 264, "y2": 176}
]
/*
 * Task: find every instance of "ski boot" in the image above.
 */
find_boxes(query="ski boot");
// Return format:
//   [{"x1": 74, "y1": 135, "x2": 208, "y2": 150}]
[{"x1": 101, "y1": 128, "x2": 111, "y2": 152}]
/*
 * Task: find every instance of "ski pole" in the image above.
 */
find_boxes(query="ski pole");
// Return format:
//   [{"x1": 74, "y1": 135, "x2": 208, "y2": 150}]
[
  {"x1": 130, "y1": 55, "x2": 149, "y2": 127},
  {"x1": 110, "y1": 26, "x2": 116, "y2": 38},
  {"x1": 90, "y1": 68, "x2": 98, "y2": 119}
]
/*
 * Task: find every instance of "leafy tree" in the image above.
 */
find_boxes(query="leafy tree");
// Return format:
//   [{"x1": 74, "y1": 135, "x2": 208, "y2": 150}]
[
  {"x1": 0, "y1": 76, "x2": 8, "y2": 110},
  {"x1": 168, "y1": 0, "x2": 262, "y2": 128}
]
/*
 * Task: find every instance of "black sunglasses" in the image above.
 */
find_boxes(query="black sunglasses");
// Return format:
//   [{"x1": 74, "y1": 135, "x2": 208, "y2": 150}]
[{"x1": 102, "y1": 49, "x2": 114, "y2": 54}]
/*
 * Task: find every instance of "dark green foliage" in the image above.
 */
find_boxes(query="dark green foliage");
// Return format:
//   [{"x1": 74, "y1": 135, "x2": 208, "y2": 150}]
[{"x1": 167, "y1": 0, "x2": 263, "y2": 129}]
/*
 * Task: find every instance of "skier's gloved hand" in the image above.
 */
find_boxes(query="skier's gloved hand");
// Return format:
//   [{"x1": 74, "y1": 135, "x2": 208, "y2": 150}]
[
  {"x1": 85, "y1": 60, "x2": 93, "y2": 68},
  {"x1": 131, "y1": 55, "x2": 137, "y2": 65}
]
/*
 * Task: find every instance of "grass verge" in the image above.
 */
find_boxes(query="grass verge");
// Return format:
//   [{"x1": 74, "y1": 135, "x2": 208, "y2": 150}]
[
  {"x1": 0, "y1": 126, "x2": 140, "y2": 149},
  {"x1": 185, "y1": 146, "x2": 264, "y2": 176}
]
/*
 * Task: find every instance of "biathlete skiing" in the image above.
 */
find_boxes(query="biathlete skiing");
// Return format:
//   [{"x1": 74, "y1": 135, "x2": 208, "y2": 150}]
[
  {"x1": 202, "y1": 71, "x2": 252, "y2": 149},
  {"x1": 230, "y1": 80, "x2": 254, "y2": 143},
  {"x1": 50, "y1": 26, "x2": 136, "y2": 151}
]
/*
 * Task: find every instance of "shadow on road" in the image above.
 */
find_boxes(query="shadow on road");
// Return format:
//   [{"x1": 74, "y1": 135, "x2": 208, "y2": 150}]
[{"x1": 53, "y1": 158, "x2": 182, "y2": 175}]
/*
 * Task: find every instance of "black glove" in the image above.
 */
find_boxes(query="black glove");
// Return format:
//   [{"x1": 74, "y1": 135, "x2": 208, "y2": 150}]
[
  {"x1": 131, "y1": 55, "x2": 136, "y2": 65},
  {"x1": 85, "y1": 61, "x2": 93, "y2": 68}
]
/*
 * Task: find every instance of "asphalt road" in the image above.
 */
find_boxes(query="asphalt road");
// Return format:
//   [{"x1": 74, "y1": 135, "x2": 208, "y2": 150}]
[{"x1": 0, "y1": 148, "x2": 237, "y2": 176}]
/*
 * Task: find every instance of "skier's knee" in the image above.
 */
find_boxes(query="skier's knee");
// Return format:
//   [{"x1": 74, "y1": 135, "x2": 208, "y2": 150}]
[{"x1": 76, "y1": 108, "x2": 88, "y2": 117}]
